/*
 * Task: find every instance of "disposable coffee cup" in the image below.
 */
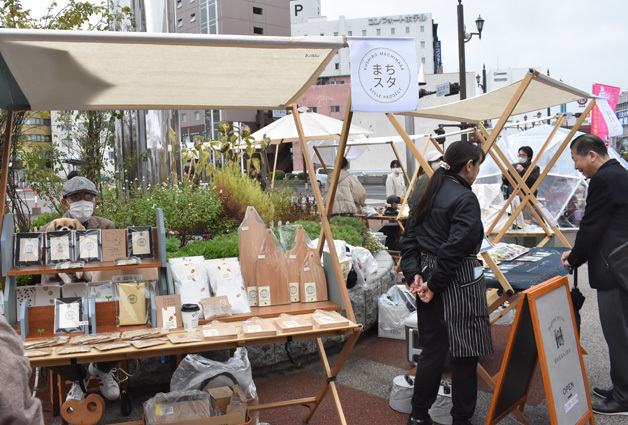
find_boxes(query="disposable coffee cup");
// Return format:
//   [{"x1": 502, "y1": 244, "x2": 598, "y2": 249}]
[{"x1": 181, "y1": 304, "x2": 200, "y2": 332}]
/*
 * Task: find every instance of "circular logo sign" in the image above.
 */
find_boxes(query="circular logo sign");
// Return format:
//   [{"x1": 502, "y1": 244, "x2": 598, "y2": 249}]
[
  {"x1": 65, "y1": 310, "x2": 76, "y2": 320},
  {"x1": 85, "y1": 241, "x2": 95, "y2": 251},
  {"x1": 358, "y1": 48, "x2": 411, "y2": 104},
  {"x1": 137, "y1": 237, "x2": 147, "y2": 247},
  {"x1": 128, "y1": 294, "x2": 138, "y2": 304},
  {"x1": 306, "y1": 286, "x2": 315, "y2": 295},
  {"x1": 249, "y1": 289, "x2": 258, "y2": 300},
  {"x1": 24, "y1": 243, "x2": 34, "y2": 254},
  {"x1": 260, "y1": 289, "x2": 270, "y2": 299},
  {"x1": 56, "y1": 243, "x2": 66, "y2": 253},
  {"x1": 290, "y1": 286, "x2": 298, "y2": 296}
]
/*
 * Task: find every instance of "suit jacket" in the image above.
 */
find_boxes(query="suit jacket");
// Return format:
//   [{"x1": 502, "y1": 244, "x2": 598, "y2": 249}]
[{"x1": 567, "y1": 159, "x2": 628, "y2": 290}]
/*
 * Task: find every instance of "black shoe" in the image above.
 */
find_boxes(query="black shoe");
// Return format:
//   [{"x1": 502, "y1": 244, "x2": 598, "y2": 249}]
[
  {"x1": 408, "y1": 416, "x2": 433, "y2": 425},
  {"x1": 592, "y1": 386, "x2": 613, "y2": 400},
  {"x1": 592, "y1": 397, "x2": 628, "y2": 415}
]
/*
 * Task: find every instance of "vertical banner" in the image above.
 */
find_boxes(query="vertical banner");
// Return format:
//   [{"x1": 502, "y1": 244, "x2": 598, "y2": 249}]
[
  {"x1": 591, "y1": 83, "x2": 621, "y2": 140},
  {"x1": 348, "y1": 37, "x2": 418, "y2": 113}
]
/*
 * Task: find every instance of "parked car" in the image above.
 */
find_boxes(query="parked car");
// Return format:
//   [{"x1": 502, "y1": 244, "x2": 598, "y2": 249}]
[{"x1": 316, "y1": 167, "x2": 333, "y2": 188}]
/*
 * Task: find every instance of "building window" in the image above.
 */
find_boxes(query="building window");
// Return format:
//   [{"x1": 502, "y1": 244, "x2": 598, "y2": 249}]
[
  {"x1": 348, "y1": 30, "x2": 352, "y2": 36},
  {"x1": 177, "y1": 0, "x2": 182, "y2": 8},
  {"x1": 420, "y1": 40, "x2": 425, "y2": 48},
  {"x1": 254, "y1": 26, "x2": 263, "y2": 34},
  {"x1": 334, "y1": 63, "x2": 339, "y2": 70},
  {"x1": 330, "y1": 106, "x2": 340, "y2": 113},
  {"x1": 405, "y1": 26, "x2": 410, "y2": 34},
  {"x1": 195, "y1": 111, "x2": 200, "y2": 120},
  {"x1": 190, "y1": 13, "x2": 196, "y2": 23},
  {"x1": 420, "y1": 25, "x2": 424, "y2": 32},
  {"x1": 253, "y1": 6, "x2": 262, "y2": 15},
  {"x1": 391, "y1": 28, "x2": 395, "y2": 35},
  {"x1": 320, "y1": 33, "x2": 324, "y2": 36},
  {"x1": 362, "y1": 29, "x2": 366, "y2": 36},
  {"x1": 181, "y1": 113, "x2": 187, "y2": 123},
  {"x1": 177, "y1": 19, "x2": 182, "y2": 28},
  {"x1": 310, "y1": 106, "x2": 317, "y2": 113},
  {"x1": 421, "y1": 57, "x2": 426, "y2": 64},
  {"x1": 376, "y1": 28, "x2": 381, "y2": 35}
]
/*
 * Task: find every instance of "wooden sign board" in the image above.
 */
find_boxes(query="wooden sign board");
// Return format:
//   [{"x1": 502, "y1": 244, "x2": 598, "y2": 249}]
[{"x1": 486, "y1": 276, "x2": 594, "y2": 425}]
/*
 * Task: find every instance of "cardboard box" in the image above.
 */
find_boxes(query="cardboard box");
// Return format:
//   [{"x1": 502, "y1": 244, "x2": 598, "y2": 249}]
[
  {"x1": 205, "y1": 386, "x2": 232, "y2": 414},
  {"x1": 150, "y1": 399, "x2": 211, "y2": 424},
  {"x1": 144, "y1": 406, "x2": 248, "y2": 425}
]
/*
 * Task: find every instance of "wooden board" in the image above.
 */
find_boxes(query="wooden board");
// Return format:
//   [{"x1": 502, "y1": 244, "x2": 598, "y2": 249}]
[
  {"x1": 299, "y1": 251, "x2": 328, "y2": 303},
  {"x1": 285, "y1": 225, "x2": 315, "y2": 303},
  {"x1": 255, "y1": 230, "x2": 291, "y2": 306},
  {"x1": 237, "y1": 206, "x2": 267, "y2": 296}
]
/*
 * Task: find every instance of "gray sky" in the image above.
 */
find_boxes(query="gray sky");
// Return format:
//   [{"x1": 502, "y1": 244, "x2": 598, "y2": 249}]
[
  {"x1": 21, "y1": 0, "x2": 628, "y2": 94},
  {"x1": 321, "y1": 0, "x2": 628, "y2": 94}
]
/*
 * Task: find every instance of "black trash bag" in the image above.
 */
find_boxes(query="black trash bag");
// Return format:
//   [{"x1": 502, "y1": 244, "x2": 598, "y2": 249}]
[{"x1": 570, "y1": 268, "x2": 585, "y2": 336}]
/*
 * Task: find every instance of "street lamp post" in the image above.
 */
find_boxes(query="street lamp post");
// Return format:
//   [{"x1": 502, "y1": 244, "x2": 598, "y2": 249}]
[{"x1": 457, "y1": 0, "x2": 484, "y2": 141}]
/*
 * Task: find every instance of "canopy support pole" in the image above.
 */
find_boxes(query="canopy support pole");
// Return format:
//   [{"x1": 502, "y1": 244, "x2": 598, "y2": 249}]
[
  {"x1": 312, "y1": 146, "x2": 328, "y2": 176},
  {"x1": 289, "y1": 103, "x2": 355, "y2": 323},
  {"x1": 270, "y1": 148, "x2": 279, "y2": 190}
]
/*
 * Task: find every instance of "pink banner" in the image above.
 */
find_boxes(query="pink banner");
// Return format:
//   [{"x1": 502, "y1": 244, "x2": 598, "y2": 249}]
[{"x1": 591, "y1": 83, "x2": 621, "y2": 141}]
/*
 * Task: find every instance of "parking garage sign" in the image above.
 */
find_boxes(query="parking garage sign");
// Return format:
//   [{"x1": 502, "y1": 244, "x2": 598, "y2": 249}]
[{"x1": 348, "y1": 37, "x2": 418, "y2": 113}]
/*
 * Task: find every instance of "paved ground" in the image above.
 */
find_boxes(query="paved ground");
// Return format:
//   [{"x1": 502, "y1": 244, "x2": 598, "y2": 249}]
[{"x1": 37, "y1": 230, "x2": 626, "y2": 424}]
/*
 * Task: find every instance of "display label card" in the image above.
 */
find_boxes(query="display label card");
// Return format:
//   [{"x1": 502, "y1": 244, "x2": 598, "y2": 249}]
[
  {"x1": 101, "y1": 229, "x2": 127, "y2": 261},
  {"x1": 20, "y1": 238, "x2": 39, "y2": 262},
  {"x1": 50, "y1": 235, "x2": 71, "y2": 262},
  {"x1": 58, "y1": 301, "x2": 80, "y2": 329},
  {"x1": 132, "y1": 231, "x2": 151, "y2": 255},
  {"x1": 258, "y1": 286, "x2": 271, "y2": 306},
  {"x1": 289, "y1": 282, "x2": 300, "y2": 302},
  {"x1": 79, "y1": 234, "x2": 100, "y2": 260},
  {"x1": 304, "y1": 282, "x2": 317, "y2": 302},
  {"x1": 246, "y1": 324, "x2": 262, "y2": 333},
  {"x1": 247, "y1": 286, "x2": 258, "y2": 307}
]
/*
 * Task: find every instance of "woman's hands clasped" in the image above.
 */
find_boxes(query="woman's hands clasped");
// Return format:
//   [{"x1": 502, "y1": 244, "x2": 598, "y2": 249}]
[{"x1": 409, "y1": 274, "x2": 434, "y2": 303}]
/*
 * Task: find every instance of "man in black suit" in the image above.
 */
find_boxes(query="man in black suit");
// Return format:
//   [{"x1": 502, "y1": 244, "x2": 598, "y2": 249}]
[{"x1": 561, "y1": 134, "x2": 628, "y2": 416}]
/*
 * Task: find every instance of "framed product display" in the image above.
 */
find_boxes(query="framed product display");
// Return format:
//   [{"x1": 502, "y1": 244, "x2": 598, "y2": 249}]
[
  {"x1": 127, "y1": 226, "x2": 153, "y2": 259},
  {"x1": 116, "y1": 281, "x2": 148, "y2": 326},
  {"x1": 75, "y1": 229, "x2": 102, "y2": 262},
  {"x1": 46, "y1": 231, "x2": 74, "y2": 264},
  {"x1": 14, "y1": 232, "x2": 43, "y2": 266},
  {"x1": 54, "y1": 297, "x2": 84, "y2": 334}
]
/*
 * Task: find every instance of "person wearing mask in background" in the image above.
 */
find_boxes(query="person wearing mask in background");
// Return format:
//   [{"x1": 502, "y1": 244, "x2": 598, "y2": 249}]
[
  {"x1": 386, "y1": 159, "x2": 406, "y2": 200},
  {"x1": 502, "y1": 145, "x2": 540, "y2": 196},
  {"x1": 42, "y1": 176, "x2": 119, "y2": 403},
  {"x1": 328, "y1": 157, "x2": 366, "y2": 216},
  {"x1": 0, "y1": 314, "x2": 44, "y2": 425},
  {"x1": 561, "y1": 134, "x2": 628, "y2": 416},
  {"x1": 399, "y1": 141, "x2": 492, "y2": 425},
  {"x1": 407, "y1": 151, "x2": 443, "y2": 210}
]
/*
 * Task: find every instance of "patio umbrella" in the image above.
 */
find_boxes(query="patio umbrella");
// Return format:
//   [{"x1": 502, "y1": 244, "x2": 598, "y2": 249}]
[{"x1": 570, "y1": 267, "x2": 585, "y2": 336}]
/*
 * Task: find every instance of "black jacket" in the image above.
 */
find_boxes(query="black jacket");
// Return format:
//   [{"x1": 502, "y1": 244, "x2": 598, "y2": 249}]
[
  {"x1": 399, "y1": 174, "x2": 484, "y2": 293},
  {"x1": 567, "y1": 159, "x2": 628, "y2": 290},
  {"x1": 503, "y1": 161, "x2": 540, "y2": 194}
]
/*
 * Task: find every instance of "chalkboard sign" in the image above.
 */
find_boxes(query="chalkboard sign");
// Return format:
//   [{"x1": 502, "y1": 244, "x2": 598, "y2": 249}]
[{"x1": 486, "y1": 276, "x2": 594, "y2": 425}]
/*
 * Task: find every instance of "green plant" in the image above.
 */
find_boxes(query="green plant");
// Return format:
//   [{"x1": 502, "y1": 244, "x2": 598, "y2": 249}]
[
  {"x1": 167, "y1": 232, "x2": 239, "y2": 260},
  {"x1": 31, "y1": 212, "x2": 58, "y2": 231},
  {"x1": 273, "y1": 170, "x2": 285, "y2": 181},
  {"x1": 165, "y1": 235, "x2": 181, "y2": 253},
  {"x1": 297, "y1": 172, "x2": 305, "y2": 180},
  {"x1": 286, "y1": 173, "x2": 295, "y2": 180}
]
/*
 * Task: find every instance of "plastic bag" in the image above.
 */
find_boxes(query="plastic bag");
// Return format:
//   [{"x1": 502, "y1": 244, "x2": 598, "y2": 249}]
[
  {"x1": 143, "y1": 390, "x2": 213, "y2": 425},
  {"x1": 378, "y1": 285, "x2": 416, "y2": 340},
  {"x1": 114, "y1": 280, "x2": 153, "y2": 326},
  {"x1": 351, "y1": 246, "x2": 378, "y2": 277},
  {"x1": 170, "y1": 347, "x2": 257, "y2": 403}
]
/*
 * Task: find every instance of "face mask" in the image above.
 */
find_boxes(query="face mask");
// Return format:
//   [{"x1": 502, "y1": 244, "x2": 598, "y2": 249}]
[
  {"x1": 69, "y1": 200, "x2": 94, "y2": 223},
  {"x1": 392, "y1": 168, "x2": 401, "y2": 175},
  {"x1": 518, "y1": 157, "x2": 527, "y2": 164}
]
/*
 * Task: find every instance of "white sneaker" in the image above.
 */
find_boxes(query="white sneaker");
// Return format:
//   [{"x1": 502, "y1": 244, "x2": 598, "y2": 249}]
[
  {"x1": 88, "y1": 363, "x2": 120, "y2": 400},
  {"x1": 66, "y1": 377, "x2": 90, "y2": 402}
]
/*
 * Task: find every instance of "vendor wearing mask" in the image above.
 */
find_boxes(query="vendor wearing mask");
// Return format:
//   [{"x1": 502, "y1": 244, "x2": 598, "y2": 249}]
[
  {"x1": 502, "y1": 146, "x2": 540, "y2": 196},
  {"x1": 386, "y1": 159, "x2": 406, "y2": 200}
]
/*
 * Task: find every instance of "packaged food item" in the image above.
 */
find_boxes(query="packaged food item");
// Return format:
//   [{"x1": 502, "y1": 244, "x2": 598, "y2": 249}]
[
  {"x1": 201, "y1": 321, "x2": 238, "y2": 341},
  {"x1": 167, "y1": 333, "x2": 202, "y2": 344},
  {"x1": 200, "y1": 296, "x2": 232, "y2": 320},
  {"x1": 311, "y1": 310, "x2": 351, "y2": 328},
  {"x1": 121, "y1": 328, "x2": 168, "y2": 340},
  {"x1": 94, "y1": 342, "x2": 131, "y2": 351},
  {"x1": 24, "y1": 348, "x2": 52, "y2": 358},
  {"x1": 116, "y1": 281, "x2": 149, "y2": 326},
  {"x1": 274, "y1": 313, "x2": 313, "y2": 332},
  {"x1": 241, "y1": 316, "x2": 276, "y2": 337},
  {"x1": 131, "y1": 339, "x2": 167, "y2": 349},
  {"x1": 56, "y1": 345, "x2": 91, "y2": 355},
  {"x1": 70, "y1": 332, "x2": 120, "y2": 345},
  {"x1": 23, "y1": 336, "x2": 68, "y2": 350}
]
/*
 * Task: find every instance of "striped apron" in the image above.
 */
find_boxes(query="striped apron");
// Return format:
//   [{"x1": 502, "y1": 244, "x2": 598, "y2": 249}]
[{"x1": 423, "y1": 253, "x2": 494, "y2": 358}]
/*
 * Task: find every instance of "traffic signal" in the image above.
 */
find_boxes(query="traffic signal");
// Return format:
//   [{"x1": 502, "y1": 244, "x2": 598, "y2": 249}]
[
  {"x1": 419, "y1": 88, "x2": 436, "y2": 98},
  {"x1": 445, "y1": 82, "x2": 460, "y2": 96}
]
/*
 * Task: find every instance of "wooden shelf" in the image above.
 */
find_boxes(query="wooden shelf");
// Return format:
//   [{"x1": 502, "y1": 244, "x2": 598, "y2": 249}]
[
  {"x1": 7, "y1": 258, "x2": 163, "y2": 276},
  {"x1": 200, "y1": 300, "x2": 342, "y2": 325}
]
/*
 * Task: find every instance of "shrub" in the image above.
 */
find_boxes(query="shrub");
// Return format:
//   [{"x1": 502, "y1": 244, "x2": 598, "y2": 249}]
[
  {"x1": 31, "y1": 212, "x2": 59, "y2": 231},
  {"x1": 297, "y1": 172, "x2": 305, "y2": 180},
  {"x1": 167, "y1": 232, "x2": 239, "y2": 260},
  {"x1": 286, "y1": 173, "x2": 295, "y2": 180},
  {"x1": 273, "y1": 170, "x2": 285, "y2": 180}
]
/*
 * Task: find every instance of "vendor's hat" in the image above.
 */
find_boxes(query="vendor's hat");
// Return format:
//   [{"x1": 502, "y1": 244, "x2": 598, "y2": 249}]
[
  {"x1": 386, "y1": 195, "x2": 401, "y2": 205},
  {"x1": 426, "y1": 151, "x2": 444, "y2": 162},
  {"x1": 61, "y1": 176, "x2": 98, "y2": 198}
]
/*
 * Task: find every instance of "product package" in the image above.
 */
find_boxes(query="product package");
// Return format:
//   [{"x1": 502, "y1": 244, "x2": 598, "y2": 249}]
[
  {"x1": 201, "y1": 321, "x2": 238, "y2": 341},
  {"x1": 70, "y1": 332, "x2": 120, "y2": 345},
  {"x1": 200, "y1": 296, "x2": 232, "y2": 320},
  {"x1": 167, "y1": 333, "x2": 202, "y2": 344},
  {"x1": 94, "y1": 341, "x2": 130, "y2": 351},
  {"x1": 88, "y1": 280, "x2": 115, "y2": 303},
  {"x1": 143, "y1": 390, "x2": 213, "y2": 425},
  {"x1": 62, "y1": 283, "x2": 88, "y2": 299},
  {"x1": 56, "y1": 345, "x2": 91, "y2": 355},
  {"x1": 46, "y1": 230, "x2": 74, "y2": 264},
  {"x1": 34, "y1": 285, "x2": 61, "y2": 307},
  {"x1": 170, "y1": 256, "x2": 211, "y2": 318},
  {"x1": 115, "y1": 281, "x2": 150, "y2": 326},
  {"x1": 121, "y1": 328, "x2": 168, "y2": 341},
  {"x1": 156, "y1": 294, "x2": 183, "y2": 330},
  {"x1": 54, "y1": 297, "x2": 85, "y2": 334},
  {"x1": 279, "y1": 224, "x2": 315, "y2": 303},
  {"x1": 311, "y1": 309, "x2": 351, "y2": 329},
  {"x1": 16, "y1": 286, "x2": 35, "y2": 308},
  {"x1": 23, "y1": 336, "x2": 69, "y2": 350},
  {"x1": 75, "y1": 229, "x2": 102, "y2": 262},
  {"x1": 255, "y1": 230, "x2": 291, "y2": 306},
  {"x1": 241, "y1": 316, "x2": 276, "y2": 337},
  {"x1": 24, "y1": 348, "x2": 52, "y2": 358},
  {"x1": 14, "y1": 232, "x2": 44, "y2": 266},
  {"x1": 101, "y1": 229, "x2": 128, "y2": 262},
  {"x1": 274, "y1": 313, "x2": 313, "y2": 333},
  {"x1": 204, "y1": 258, "x2": 251, "y2": 315},
  {"x1": 127, "y1": 226, "x2": 154, "y2": 259},
  {"x1": 114, "y1": 257, "x2": 142, "y2": 266},
  {"x1": 131, "y1": 339, "x2": 167, "y2": 349}
]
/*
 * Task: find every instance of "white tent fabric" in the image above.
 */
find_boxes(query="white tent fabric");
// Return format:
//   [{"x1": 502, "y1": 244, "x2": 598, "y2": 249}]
[
  {"x1": 0, "y1": 29, "x2": 346, "y2": 111},
  {"x1": 248, "y1": 110, "x2": 371, "y2": 144},
  {"x1": 400, "y1": 70, "x2": 594, "y2": 123}
]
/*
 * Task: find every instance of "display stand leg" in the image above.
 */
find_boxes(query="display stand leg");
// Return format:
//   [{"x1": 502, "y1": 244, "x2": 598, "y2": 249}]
[
  {"x1": 303, "y1": 329, "x2": 361, "y2": 424},
  {"x1": 50, "y1": 369, "x2": 60, "y2": 417}
]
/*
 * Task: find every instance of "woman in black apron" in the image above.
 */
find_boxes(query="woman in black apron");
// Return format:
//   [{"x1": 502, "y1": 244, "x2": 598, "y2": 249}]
[{"x1": 400, "y1": 141, "x2": 493, "y2": 425}]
